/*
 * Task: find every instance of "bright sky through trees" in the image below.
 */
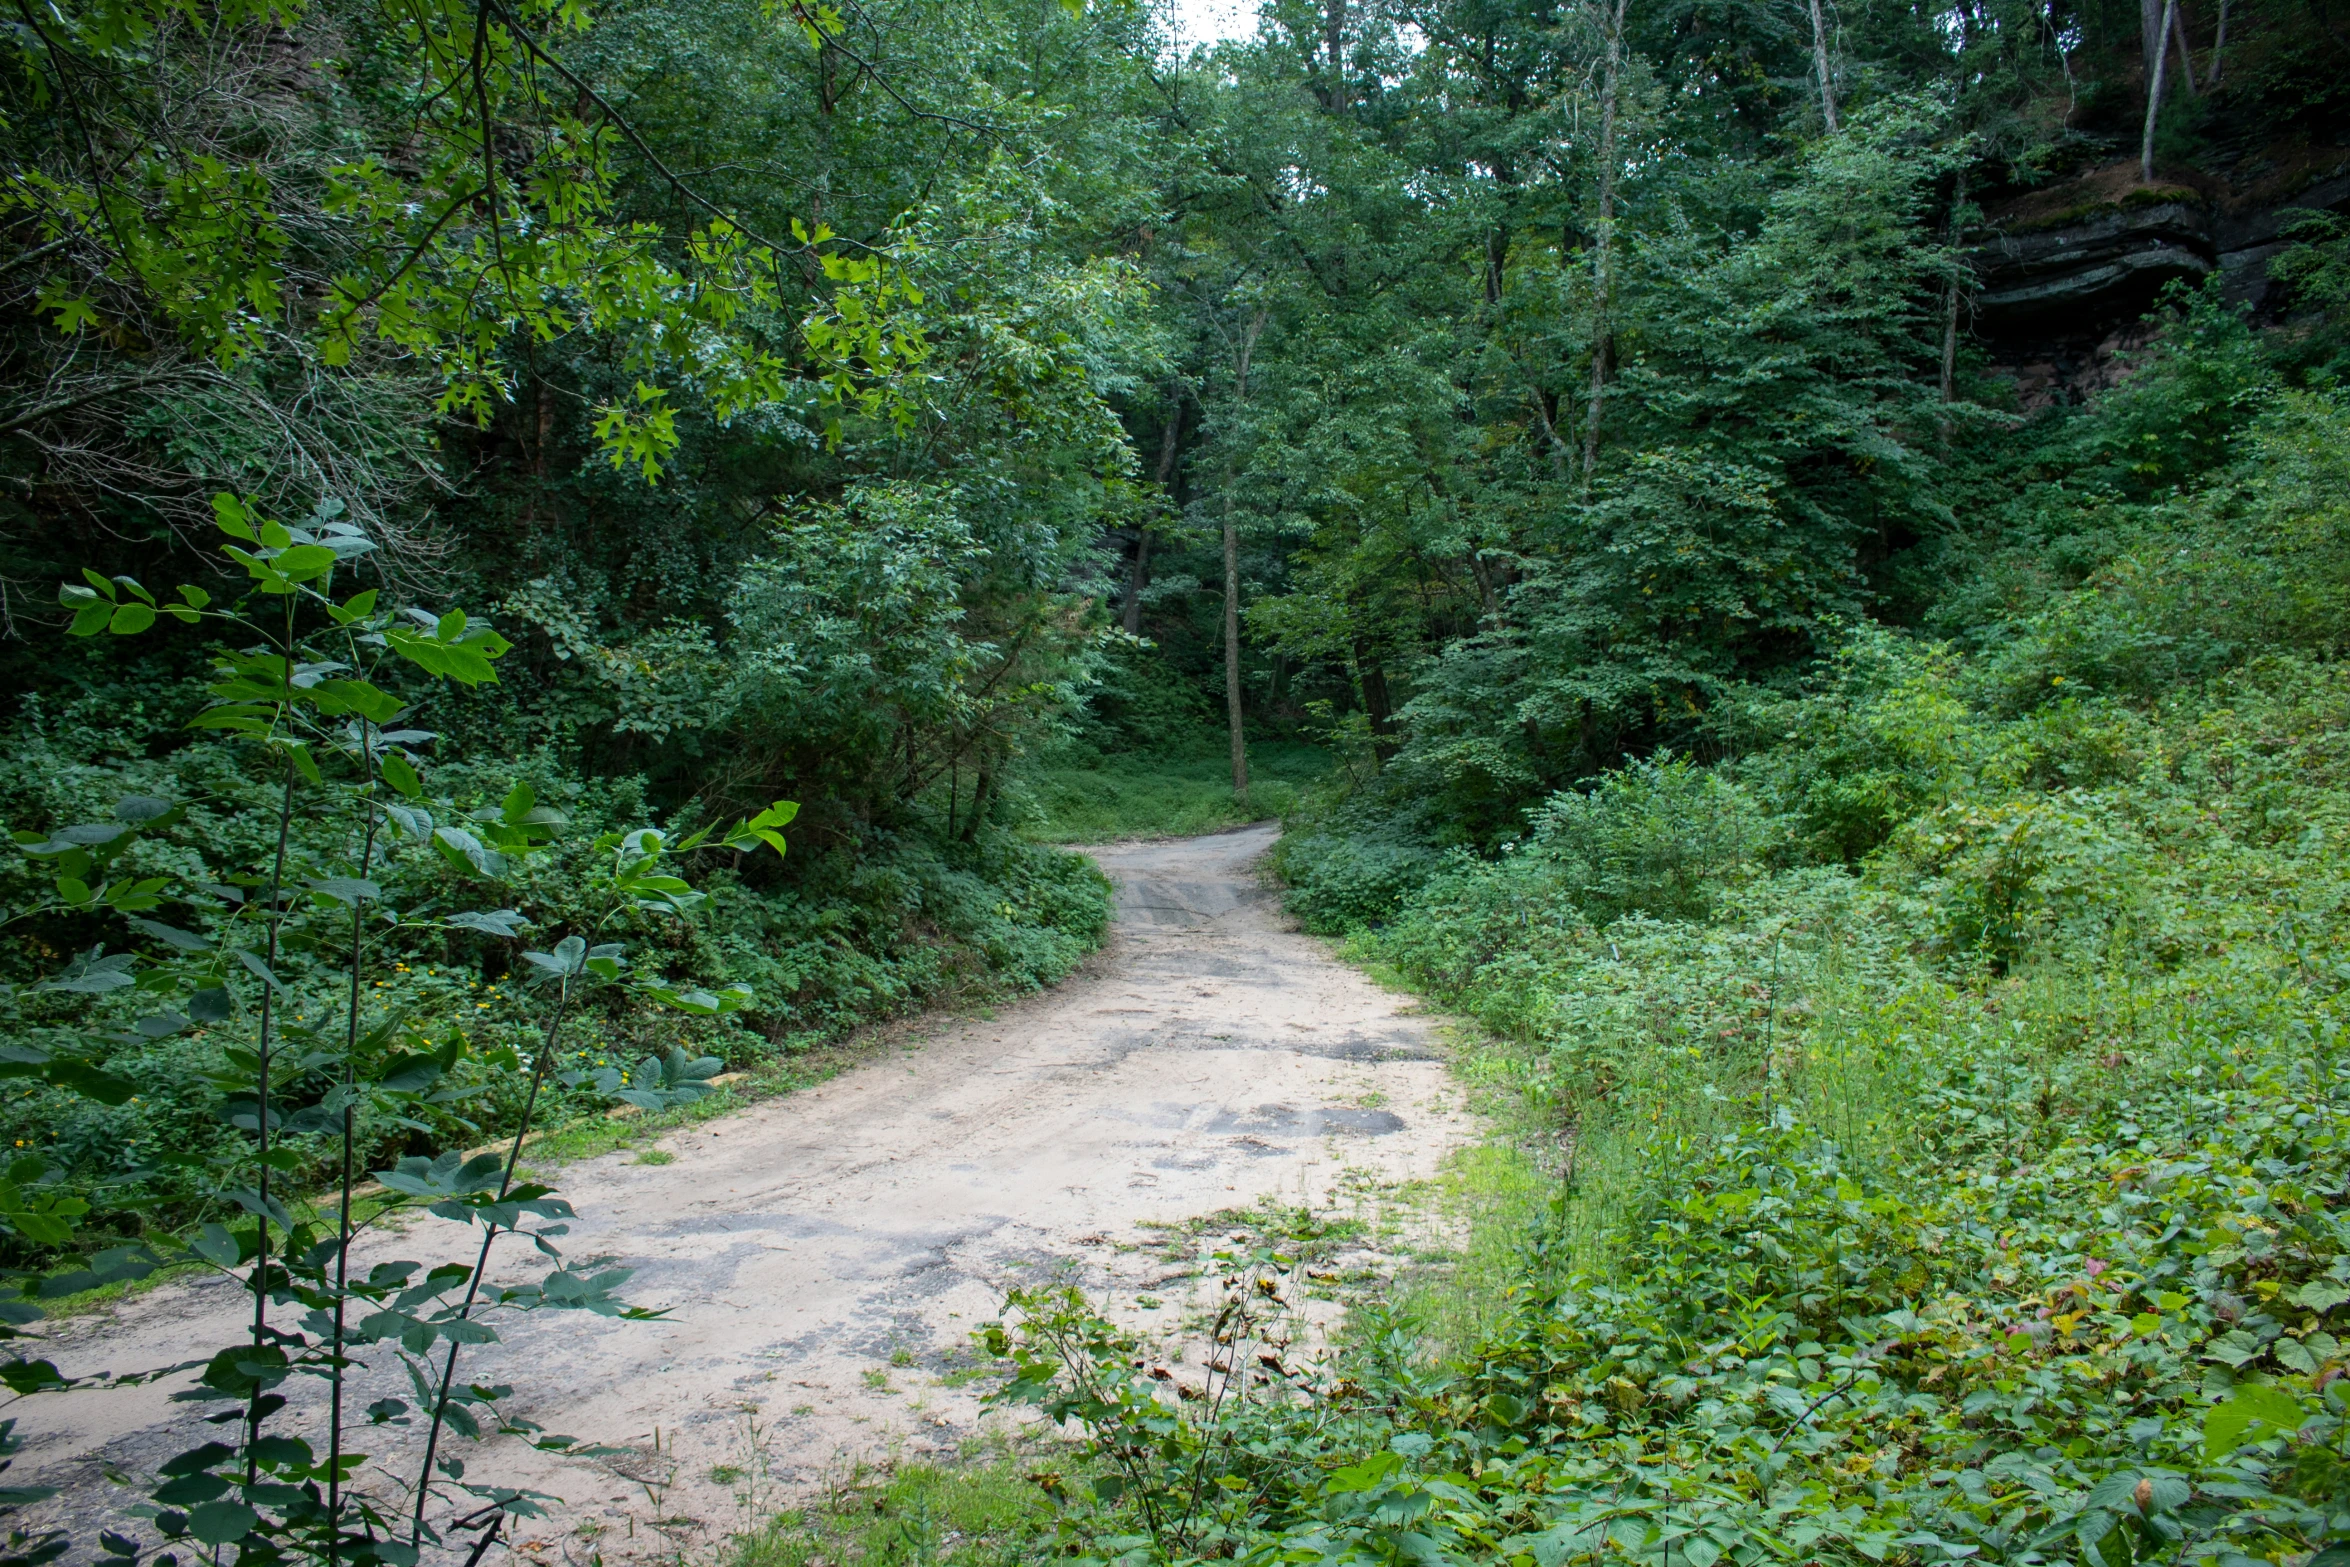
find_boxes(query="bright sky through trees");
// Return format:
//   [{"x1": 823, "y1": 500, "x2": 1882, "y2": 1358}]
[{"x1": 1165, "y1": 0, "x2": 1256, "y2": 46}]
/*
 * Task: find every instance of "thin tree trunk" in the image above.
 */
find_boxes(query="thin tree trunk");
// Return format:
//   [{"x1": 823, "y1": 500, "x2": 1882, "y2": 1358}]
[
  {"x1": 1808, "y1": 0, "x2": 1839, "y2": 131},
  {"x1": 961, "y1": 757, "x2": 992, "y2": 842},
  {"x1": 1222, "y1": 309, "x2": 1266, "y2": 801},
  {"x1": 1126, "y1": 393, "x2": 1182, "y2": 635},
  {"x1": 2170, "y1": 0, "x2": 2197, "y2": 93},
  {"x1": 1224, "y1": 512, "x2": 1248, "y2": 797},
  {"x1": 2140, "y1": 0, "x2": 2164, "y2": 88},
  {"x1": 2141, "y1": 0, "x2": 2176, "y2": 183},
  {"x1": 1580, "y1": 0, "x2": 1627, "y2": 489},
  {"x1": 2211, "y1": 0, "x2": 2227, "y2": 84},
  {"x1": 524, "y1": 378, "x2": 551, "y2": 530},
  {"x1": 1939, "y1": 171, "x2": 1967, "y2": 439},
  {"x1": 1122, "y1": 530, "x2": 1152, "y2": 635},
  {"x1": 1940, "y1": 280, "x2": 1962, "y2": 410},
  {"x1": 1355, "y1": 640, "x2": 1397, "y2": 763},
  {"x1": 1324, "y1": 0, "x2": 1345, "y2": 111}
]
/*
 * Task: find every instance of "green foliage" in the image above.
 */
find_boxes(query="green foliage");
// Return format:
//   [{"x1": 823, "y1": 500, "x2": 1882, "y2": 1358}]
[
  {"x1": 0, "y1": 498, "x2": 815, "y2": 1567},
  {"x1": 1271, "y1": 800, "x2": 1445, "y2": 934},
  {"x1": 999, "y1": 387, "x2": 2350, "y2": 1567},
  {"x1": 0, "y1": 486, "x2": 1107, "y2": 1567},
  {"x1": 1018, "y1": 739, "x2": 1329, "y2": 842},
  {"x1": 731, "y1": 1454, "x2": 1081, "y2": 1567}
]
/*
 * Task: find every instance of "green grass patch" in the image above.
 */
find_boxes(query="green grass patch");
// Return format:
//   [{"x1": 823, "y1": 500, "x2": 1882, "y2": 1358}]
[
  {"x1": 1017, "y1": 739, "x2": 1330, "y2": 842},
  {"x1": 731, "y1": 1455, "x2": 1087, "y2": 1567}
]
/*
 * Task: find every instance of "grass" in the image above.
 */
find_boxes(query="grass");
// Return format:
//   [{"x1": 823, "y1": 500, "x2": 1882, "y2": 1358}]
[
  {"x1": 1018, "y1": 738, "x2": 1331, "y2": 842},
  {"x1": 731, "y1": 1454, "x2": 1084, "y2": 1567}
]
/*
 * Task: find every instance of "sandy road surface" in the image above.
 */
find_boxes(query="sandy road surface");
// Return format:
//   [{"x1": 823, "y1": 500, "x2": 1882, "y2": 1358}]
[{"x1": 17, "y1": 825, "x2": 1470, "y2": 1562}]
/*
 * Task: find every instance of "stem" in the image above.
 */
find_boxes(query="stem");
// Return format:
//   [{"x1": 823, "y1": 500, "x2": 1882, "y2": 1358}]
[
  {"x1": 327, "y1": 718, "x2": 382, "y2": 1561},
  {"x1": 246, "y1": 601, "x2": 300, "y2": 1484},
  {"x1": 411, "y1": 974, "x2": 573, "y2": 1542}
]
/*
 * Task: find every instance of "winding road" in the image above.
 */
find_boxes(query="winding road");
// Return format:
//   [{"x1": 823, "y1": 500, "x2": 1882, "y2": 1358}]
[{"x1": 16, "y1": 826, "x2": 1469, "y2": 1563}]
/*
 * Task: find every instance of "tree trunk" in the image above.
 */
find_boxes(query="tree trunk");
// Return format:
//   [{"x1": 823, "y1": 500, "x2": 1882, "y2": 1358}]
[
  {"x1": 961, "y1": 756, "x2": 992, "y2": 843},
  {"x1": 1939, "y1": 171, "x2": 1967, "y2": 439},
  {"x1": 1122, "y1": 530, "x2": 1151, "y2": 635},
  {"x1": 1221, "y1": 310, "x2": 1266, "y2": 802},
  {"x1": 1808, "y1": 0, "x2": 1839, "y2": 131},
  {"x1": 2141, "y1": 0, "x2": 2176, "y2": 183},
  {"x1": 1223, "y1": 510, "x2": 1248, "y2": 797},
  {"x1": 2211, "y1": 0, "x2": 2227, "y2": 84},
  {"x1": 1324, "y1": 0, "x2": 1345, "y2": 111},
  {"x1": 1580, "y1": 0, "x2": 1627, "y2": 489},
  {"x1": 1124, "y1": 393, "x2": 1181, "y2": 635},
  {"x1": 2140, "y1": 0, "x2": 2164, "y2": 89},
  {"x1": 2170, "y1": 0, "x2": 2197, "y2": 94},
  {"x1": 523, "y1": 378, "x2": 553, "y2": 530},
  {"x1": 1355, "y1": 640, "x2": 1397, "y2": 762}
]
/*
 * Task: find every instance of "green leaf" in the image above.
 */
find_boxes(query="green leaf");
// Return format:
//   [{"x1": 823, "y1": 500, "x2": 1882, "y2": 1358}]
[
  {"x1": 433, "y1": 826, "x2": 507, "y2": 878},
  {"x1": 2296, "y1": 1280, "x2": 2350, "y2": 1312},
  {"x1": 187, "y1": 1224, "x2": 240, "y2": 1269},
  {"x1": 274, "y1": 544, "x2": 339, "y2": 582},
  {"x1": 312, "y1": 679, "x2": 403, "y2": 723},
  {"x1": 235, "y1": 949, "x2": 284, "y2": 992},
  {"x1": 2206, "y1": 1384, "x2": 2306, "y2": 1457},
  {"x1": 107, "y1": 603, "x2": 156, "y2": 635},
  {"x1": 48, "y1": 1061, "x2": 137, "y2": 1105},
  {"x1": 445, "y1": 908, "x2": 527, "y2": 937},
  {"x1": 0, "y1": 1360, "x2": 67, "y2": 1396},
  {"x1": 329, "y1": 587, "x2": 379, "y2": 623},
  {"x1": 211, "y1": 494, "x2": 257, "y2": 541},
  {"x1": 184, "y1": 1500, "x2": 257, "y2": 1545},
  {"x1": 128, "y1": 918, "x2": 211, "y2": 952},
  {"x1": 380, "y1": 753, "x2": 424, "y2": 797}
]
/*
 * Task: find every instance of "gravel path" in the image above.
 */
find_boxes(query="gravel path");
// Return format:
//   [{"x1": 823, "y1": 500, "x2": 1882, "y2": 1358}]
[{"x1": 14, "y1": 825, "x2": 1471, "y2": 1563}]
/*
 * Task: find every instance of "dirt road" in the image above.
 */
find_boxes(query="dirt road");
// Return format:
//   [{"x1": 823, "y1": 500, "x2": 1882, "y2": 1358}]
[{"x1": 17, "y1": 826, "x2": 1469, "y2": 1561}]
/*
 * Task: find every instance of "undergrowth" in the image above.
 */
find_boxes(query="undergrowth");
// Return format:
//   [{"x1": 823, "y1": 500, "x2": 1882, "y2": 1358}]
[
  {"x1": 732, "y1": 1454, "x2": 1091, "y2": 1567},
  {"x1": 0, "y1": 697, "x2": 1112, "y2": 1250},
  {"x1": 973, "y1": 391, "x2": 2350, "y2": 1567},
  {"x1": 1016, "y1": 738, "x2": 1330, "y2": 842}
]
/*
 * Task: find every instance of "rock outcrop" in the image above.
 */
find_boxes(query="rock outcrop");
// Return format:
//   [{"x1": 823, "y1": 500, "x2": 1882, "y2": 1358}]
[{"x1": 1967, "y1": 155, "x2": 2350, "y2": 337}]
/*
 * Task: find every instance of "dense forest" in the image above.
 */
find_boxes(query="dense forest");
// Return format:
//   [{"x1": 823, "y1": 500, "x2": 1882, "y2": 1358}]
[{"x1": 4, "y1": 0, "x2": 2350, "y2": 1548}]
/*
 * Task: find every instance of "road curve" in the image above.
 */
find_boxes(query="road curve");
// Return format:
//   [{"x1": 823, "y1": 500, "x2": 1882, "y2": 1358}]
[{"x1": 16, "y1": 825, "x2": 1468, "y2": 1563}]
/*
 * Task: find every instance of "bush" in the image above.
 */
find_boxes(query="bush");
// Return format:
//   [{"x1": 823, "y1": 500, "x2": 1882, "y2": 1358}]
[
  {"x1": 987, "y1": 385, "x2": 2350, "y2": 1567},
  {"x1": 0, "y1": 714, "x2": 1111, "y2": 1241}
]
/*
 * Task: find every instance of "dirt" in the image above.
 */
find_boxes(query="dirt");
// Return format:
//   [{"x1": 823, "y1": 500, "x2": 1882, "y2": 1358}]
[{"x1": 14, "y1": 825, "x2": 1474, "y2": 1563}]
